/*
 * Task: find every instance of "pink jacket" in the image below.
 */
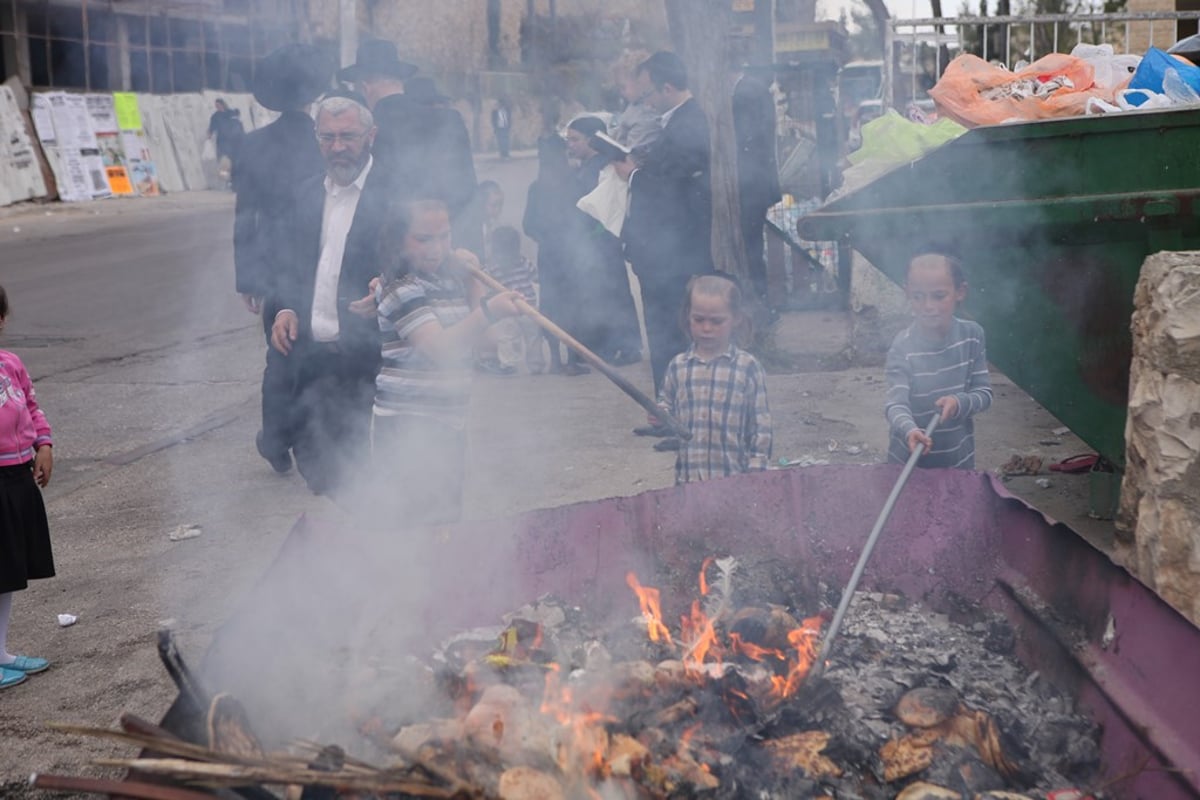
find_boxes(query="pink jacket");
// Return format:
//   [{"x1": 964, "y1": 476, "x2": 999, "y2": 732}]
[{"x1": 0, "y1": 350, "x2": 52, "y2": 467}]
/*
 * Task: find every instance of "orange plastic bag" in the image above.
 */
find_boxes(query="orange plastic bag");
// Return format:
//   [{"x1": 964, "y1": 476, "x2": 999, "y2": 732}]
[{"x1": 929, "y1": 53, "x2": 1110, "y2": 127}]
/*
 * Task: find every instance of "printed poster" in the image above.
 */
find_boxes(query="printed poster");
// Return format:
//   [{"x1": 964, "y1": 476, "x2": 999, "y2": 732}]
[
  {"x1": 97, "y1": 131, "x2": 134, "y2": 195},
  {"x1": 122, "y1": 130, "x2": 160, "y2": 196},
  {"x1": 113, "y1": 92, "x2": 143, "y2": 131},
  {"x1": 85, "y1": 93, "x2": 119, "y2": 134}
]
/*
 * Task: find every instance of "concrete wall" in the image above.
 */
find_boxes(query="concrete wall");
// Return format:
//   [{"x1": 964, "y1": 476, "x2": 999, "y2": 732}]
[{"x1": 3, "y1": 89, "x2": 268, "y2": 206}]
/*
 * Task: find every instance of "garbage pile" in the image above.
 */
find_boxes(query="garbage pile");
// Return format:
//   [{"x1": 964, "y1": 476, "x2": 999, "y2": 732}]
[{"x1": 930, "y1": 40, "x2": 1200, "y2": 128}]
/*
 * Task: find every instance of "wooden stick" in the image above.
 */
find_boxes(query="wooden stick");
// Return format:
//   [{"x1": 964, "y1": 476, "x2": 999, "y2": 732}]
[
  {"x1": 92, "y1": 759, "x2": 466, "y2": 797},
  {"x1": 465, "y1": 262, "x2": 692, "y2": 440},
  {"x1": 30, "y1": 773, "x2": 219, "y2": 800}
]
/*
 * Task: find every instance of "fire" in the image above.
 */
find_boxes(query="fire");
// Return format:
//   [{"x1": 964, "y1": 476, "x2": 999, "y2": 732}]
[
  {"x1": 540, "y1": 663, "x2": 615, "y2": 780},
  {"x1": 626, "y1": 572, "x2": 673, "y2": 644},
  {"x1": 627, "y1": 565, "x2": 826, "y2": 701},
  {"x1": 680, "y1": 600, "x2": 719, "y2": 671}
]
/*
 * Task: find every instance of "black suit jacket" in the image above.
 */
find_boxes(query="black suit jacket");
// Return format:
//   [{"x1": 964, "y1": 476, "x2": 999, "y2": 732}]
[
  {"x1": 274, "y1": 164, "x2": 388, "y2": 372},
  {"x1": 373, "y1": 93, "x2": 481, "y2": 254},
  {"x1": 233, "y1": 111, "x2": 324, "y2": 303},
  {"x1": 733, "y1": 76, "x2": 782, "y2": 217},
  {"x1": 622, "y1": 97, "x2": 713, "y2": 284}
]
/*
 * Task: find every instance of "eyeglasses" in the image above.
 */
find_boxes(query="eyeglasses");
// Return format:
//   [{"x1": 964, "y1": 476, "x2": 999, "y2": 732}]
[{"x1": 317, "y1": 131, "x2": 368, "y2": 145}]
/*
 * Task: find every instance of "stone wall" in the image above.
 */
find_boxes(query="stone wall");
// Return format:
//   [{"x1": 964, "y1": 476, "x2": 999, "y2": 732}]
[{"x1": 1117, "y1": 251, "x2": 1200, "y2": 627}]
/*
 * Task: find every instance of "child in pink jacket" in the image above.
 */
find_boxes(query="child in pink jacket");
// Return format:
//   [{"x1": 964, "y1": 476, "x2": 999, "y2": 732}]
[{"x1": 0, "y1": 285, "x2": 55, "y2": 690}]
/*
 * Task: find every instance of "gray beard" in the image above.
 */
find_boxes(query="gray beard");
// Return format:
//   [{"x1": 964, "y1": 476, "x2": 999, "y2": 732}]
[{"x1": 328, "y1": 160, "x2": 365, "y2": 186}]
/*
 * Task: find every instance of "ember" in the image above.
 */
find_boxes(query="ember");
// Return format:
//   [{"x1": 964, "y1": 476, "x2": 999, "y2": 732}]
[
  {"x1": 55, "y1": 561, "x2": 1104, "y2": 800},
  {"x1": 355, "y1": 561, "x2": 1101, "y2": 799}
]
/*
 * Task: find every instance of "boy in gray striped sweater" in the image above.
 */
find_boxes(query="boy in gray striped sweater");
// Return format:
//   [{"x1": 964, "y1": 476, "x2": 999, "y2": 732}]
[{"x1": 885, "y1": 254, "x2": 992, "y2": 469}]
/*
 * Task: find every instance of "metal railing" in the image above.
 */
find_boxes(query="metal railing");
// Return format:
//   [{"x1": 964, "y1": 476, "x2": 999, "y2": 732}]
[{"x1": 884, "y1": 10, "x2": 1200, "y2": 110}]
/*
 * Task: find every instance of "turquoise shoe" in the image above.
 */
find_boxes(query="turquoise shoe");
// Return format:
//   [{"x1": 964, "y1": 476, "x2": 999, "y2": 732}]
[
  {"x1": 0, "y1": 667, "x2": 27, "y2": 689},
  {"x1": 2, "y1": 655, "x2": 49, "y2": 674}
]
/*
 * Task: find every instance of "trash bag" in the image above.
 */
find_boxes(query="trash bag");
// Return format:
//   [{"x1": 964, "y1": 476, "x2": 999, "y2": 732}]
[
  {"x1": 929, "y1": 53, "x2": 1112, "y2": 128},
  {"x1": 1128, "y1": 47, "x2": 1200, "y2": 97},
  {"x1": 846, "y1": 110, "x2": 966, "y2": 167},
  {"x1": 1071, "y1": 43, "x2": 1140, "y2": 90}
]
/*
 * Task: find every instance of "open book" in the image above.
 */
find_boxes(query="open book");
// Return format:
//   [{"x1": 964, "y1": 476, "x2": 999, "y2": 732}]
[{"x1": 589, "y1": 131, "x2": 632, "y2": 162}]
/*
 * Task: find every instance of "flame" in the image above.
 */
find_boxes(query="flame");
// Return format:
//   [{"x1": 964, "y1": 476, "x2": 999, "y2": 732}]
[
  {"x1": 728, "y1": 632, "x2": 786, "y2": 663},
  {"x1": 698, "y1": 556, "x2": 715, "y2": 596},
  {"x1": 626, "y1": 572, "x2": 673, "y2": 644},
  {"x1": 680, "y1": 600, "x2": 719, "y2": 673},
  {"x1": 625, "y1": 567, "x2": 826, "y2": 702},
  {"x1": 769, "y1": 615, "x2": 824, "y2": 699},
  {"x1": 540, "y1": 663, "x2": 615, "y2": 780}
]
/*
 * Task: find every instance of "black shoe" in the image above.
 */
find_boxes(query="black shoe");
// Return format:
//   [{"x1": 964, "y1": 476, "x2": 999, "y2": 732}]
[
  {"x1": 562, "y1": 362, "x2": 591, "y2": 376},
  {"x1": 255, "y1": 431, "x2": 292, "y2": 475},
  {"x1": 633, "y1": 424, "x2": 673, "y2": 437},
  {"x1": 654, "y1": 437, "x2": 680, "y2": 452}
]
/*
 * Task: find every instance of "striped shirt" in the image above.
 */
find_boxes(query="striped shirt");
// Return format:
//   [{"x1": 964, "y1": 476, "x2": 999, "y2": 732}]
[
  {"x1": 486, "y1": 255, "x2": 537, "y2": 305},
  {"x1": 658, "y1": 344, "x2": 772, "y2": 484},
  {"x1": 885, "y1": 317, "x2": 993, "y2": 469},
  {"x1": 374, "y1": 264, "x2": 473, "y2": 428}
]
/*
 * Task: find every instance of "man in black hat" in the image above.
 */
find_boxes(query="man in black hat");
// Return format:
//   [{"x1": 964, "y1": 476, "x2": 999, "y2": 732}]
[
  {"x1": 233, "y1": 42, "x2": 333, "y2": 475},
  {"x1": 339, "y1": 38, "x2": 482, "y2": 256}
]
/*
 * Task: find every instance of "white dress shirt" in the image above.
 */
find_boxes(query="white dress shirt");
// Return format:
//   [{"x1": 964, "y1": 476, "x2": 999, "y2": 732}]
[
  {"x1": 659, "y1": 96, "x2": 689, "y2": 127},
  {"x1": 310, "y1": 157, "x2": 373, "y2": 342}
]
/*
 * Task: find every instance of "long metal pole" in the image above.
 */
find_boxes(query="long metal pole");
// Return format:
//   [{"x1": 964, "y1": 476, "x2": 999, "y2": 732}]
[{"x1": 810, "y1": 414, "x2": 940, "y2": 679}]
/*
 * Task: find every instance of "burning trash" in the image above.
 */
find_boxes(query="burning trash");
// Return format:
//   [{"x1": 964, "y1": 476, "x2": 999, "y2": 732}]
[{"x1": 42, "y1": 556, "x2": 1103, "y2": 800}]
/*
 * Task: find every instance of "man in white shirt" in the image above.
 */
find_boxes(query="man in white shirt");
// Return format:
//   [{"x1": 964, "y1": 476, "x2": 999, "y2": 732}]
[{"x1": 268, "y1": 93, "x2": 387, "y2": 497}]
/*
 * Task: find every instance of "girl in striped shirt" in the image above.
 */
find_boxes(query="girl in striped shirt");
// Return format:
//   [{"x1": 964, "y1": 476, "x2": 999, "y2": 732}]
[
  {"x1": 885, "y1": 253, "x2": 992, "y2": 469},
  {"x1": 372, "y1": 199, "x2": 523, "y2": 523}
]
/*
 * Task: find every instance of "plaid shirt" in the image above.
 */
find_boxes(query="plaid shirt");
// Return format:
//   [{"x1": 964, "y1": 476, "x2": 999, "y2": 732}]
[{"x1": 658, "y1": 344, "x2": 772, "y2": 484}]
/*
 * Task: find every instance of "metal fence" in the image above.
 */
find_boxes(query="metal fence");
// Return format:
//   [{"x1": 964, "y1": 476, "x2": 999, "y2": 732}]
[{"x1": 884, "y1": 11, "x2": 1200, "y2": 109}]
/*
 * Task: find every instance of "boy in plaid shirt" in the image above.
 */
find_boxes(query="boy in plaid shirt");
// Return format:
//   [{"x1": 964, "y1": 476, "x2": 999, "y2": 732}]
[{"x1": 656, "y1": 274, "x2": 771, "y2": 483}]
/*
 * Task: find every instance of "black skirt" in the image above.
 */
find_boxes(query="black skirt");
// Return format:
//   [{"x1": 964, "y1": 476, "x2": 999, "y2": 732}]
[{"x1": 0, "y1": 461, "x2": 55, "y2": 593}]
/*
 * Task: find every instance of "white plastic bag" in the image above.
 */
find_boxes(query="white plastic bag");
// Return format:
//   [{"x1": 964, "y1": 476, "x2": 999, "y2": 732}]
[
  {"x1": 1071, "y1": 43, "x2": 1141, "y2": 90},
  {"x1": 576, "y1": 164, "x2": 628, "y2": 238},
  {"x1": 1116, "y1": 88, "x2": 1175, "y2": 110},
  {"x1": 201, "y1": 137, "x2": 216, "y2": 162}
]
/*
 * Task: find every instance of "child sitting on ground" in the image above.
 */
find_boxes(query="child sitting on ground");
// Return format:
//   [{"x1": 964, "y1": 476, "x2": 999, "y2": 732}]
[
  {"x1": 480, "y1": 226, "x2": 545, "y2": 375},
  {"x1": 656, "y1": 274, "x2": 772, "y2": 484},
  {"x1": 885, "y1": 253, "x2": 993, "y2": 469}
]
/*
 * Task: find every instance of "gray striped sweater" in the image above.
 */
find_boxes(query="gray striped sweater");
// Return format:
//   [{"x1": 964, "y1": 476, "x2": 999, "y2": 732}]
[{"x1": 884, "y1": 317, "x2": 993, "y2": 469}]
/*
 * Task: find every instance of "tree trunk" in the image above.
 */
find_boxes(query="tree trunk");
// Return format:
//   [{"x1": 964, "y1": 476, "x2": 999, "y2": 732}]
[{"x1": 664, "y1": 0, "x2": 747, "y2": 283}]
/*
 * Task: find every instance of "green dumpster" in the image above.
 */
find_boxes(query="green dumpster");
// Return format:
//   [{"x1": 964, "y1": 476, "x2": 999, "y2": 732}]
[{"x1": 797, "y1": 107, "x2": 1200, "y2": 467}]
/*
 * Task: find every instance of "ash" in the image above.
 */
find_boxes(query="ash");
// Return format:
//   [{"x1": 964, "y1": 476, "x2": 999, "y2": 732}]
[{"x1": 824, "y1": 591, "x2": 1102, "y2": 793}]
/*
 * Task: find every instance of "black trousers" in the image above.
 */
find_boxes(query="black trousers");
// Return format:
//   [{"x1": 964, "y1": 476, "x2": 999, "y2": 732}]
[
  {"x1": 288, "y1": 343, "x2": 375, "y2": 497},
  {"x1": 638, "y1": 273, "x2": 692, "y2": 395},
  {"x1": 741, "y1": 208, "x2": 769, "y2": 301},
  {"x1": 259, "y1": 338, "x2": 296, "y2": 460}
]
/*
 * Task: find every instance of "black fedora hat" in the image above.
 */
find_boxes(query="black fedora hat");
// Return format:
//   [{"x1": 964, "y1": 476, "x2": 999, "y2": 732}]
[
  {"x1": 338, "y1": 38, "x2": 419, "y2": 83},
  {"x1": 406, "y1": 76, "x2": 450, "y2": 106},
  {"x1": 253, "y1": 44, "x2": 335, "y2": 112}
]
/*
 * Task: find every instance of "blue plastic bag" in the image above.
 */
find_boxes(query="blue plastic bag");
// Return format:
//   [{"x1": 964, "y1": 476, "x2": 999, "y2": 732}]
[{"x1": 1128, "y1": 47, "x2": 1200, "y2": 99}]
